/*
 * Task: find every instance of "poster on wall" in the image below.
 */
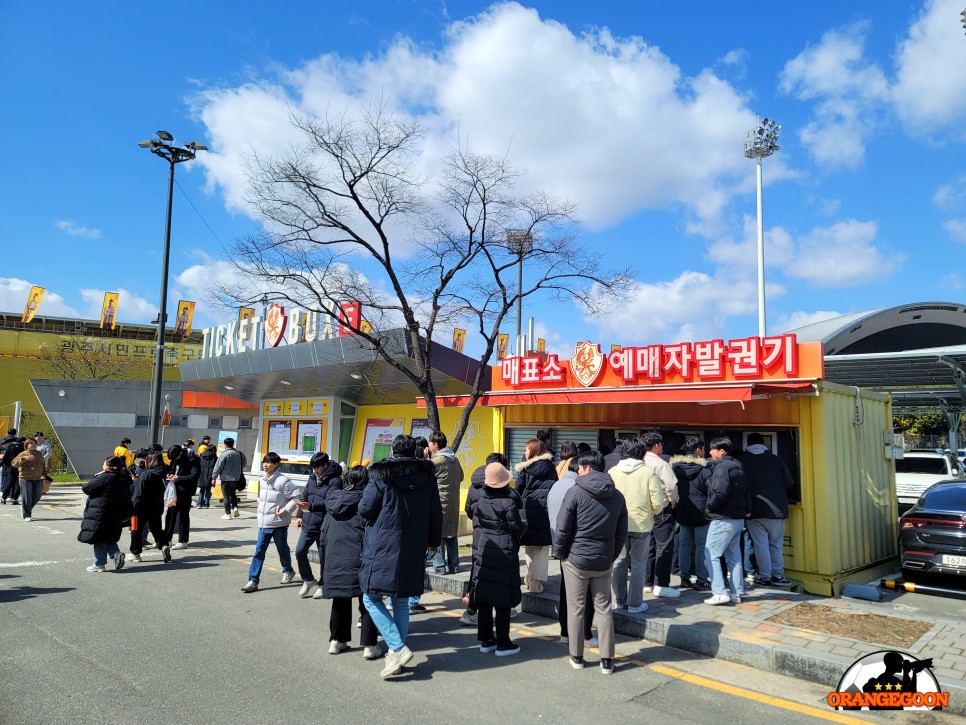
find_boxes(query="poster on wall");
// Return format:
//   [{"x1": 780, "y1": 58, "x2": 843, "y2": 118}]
[
  {"x1": 362, "y1": 418, "x2": 404, "y2": 462},
  {"x1": 268, "y1": 421, "x2": 292, "y2": 454},
  {"x1": 216, "y1": 430, "x2": 239, "y2": 456},
  {"x1": 410, "y1": 418, "x2": 431, "y2": 442},
  {"x1": 308, "y1": 399, "x2": 329, "y2": 416},
  {"x1": 298, "y1": 422, "x2": 322, "y2": 453}
]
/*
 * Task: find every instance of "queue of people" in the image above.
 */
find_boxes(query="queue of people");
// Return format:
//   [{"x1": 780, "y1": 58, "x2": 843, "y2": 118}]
[{"x1": 62, "y1": 425, "x2": 794, "y2": 680}]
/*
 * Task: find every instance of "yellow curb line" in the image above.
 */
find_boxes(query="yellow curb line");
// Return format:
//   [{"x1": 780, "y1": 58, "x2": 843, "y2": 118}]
[{"x1": 438, "y1": 608, "x2": 866, "y2": 724}]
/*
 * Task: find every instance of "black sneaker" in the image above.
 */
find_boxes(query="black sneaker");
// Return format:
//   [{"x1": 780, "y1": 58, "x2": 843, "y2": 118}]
[
  {"x1": 496, "y1": 642, "x2": 521, "y2": 657},
  {"x1": 114, "y1": 552, "x2": 126, "y2": 571},
  {"x1": 692, "y1": 580, "x2": 711, "y2": 591},
  {"x1": 479, "y1": 639, "x2": 498, "y2": 653},
  {"x1": 772, "y1": 576, "x2": 791, "y2": 586},
  {"x1": 678, "y1": 578, "x2": 693, "y2": 589},
  {"x1": 569, "y1": 655, "x2": 584, "y2": 670},
  {"x1": 409, "y1": 603, "x2": 427, "y2": 613},
  {"x1": 162, "y1": 545, "x2": 171, "y2": 563},
  {"x1": 753, "y1": 576, "x2": 773, "y2": 586},
  {"x1": 600, "y1": 658, "x2": 615, "y2": 675}
]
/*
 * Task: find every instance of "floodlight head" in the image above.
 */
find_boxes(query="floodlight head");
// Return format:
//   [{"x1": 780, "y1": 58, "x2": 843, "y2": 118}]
[
  {"x1": 185, "y1": 141, "x2": 208, "y2": 151},
  {"x1": 156, "y1": 130, "x2": 174, "y2": 141},
  {"x1": 138, "y1": 139, "x2": 157, "y2": 148}
]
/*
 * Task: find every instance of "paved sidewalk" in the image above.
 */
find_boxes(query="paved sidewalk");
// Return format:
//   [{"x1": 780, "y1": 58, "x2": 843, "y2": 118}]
[{"x1": 428, "y1": 555, "x2": 966, "y2": 715}]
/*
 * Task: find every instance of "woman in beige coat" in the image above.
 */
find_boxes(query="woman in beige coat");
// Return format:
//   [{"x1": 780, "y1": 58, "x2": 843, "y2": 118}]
[{"x1": 12, "y1": 438, "x2": 49, "y2": 521}]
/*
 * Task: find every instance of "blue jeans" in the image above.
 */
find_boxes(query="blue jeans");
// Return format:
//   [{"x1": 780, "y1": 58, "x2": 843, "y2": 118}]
[
  {"x1": 93, "y1": 541, "x2": 121, "y2": 568},
  {"x1": 704, "y1": 518, "x2": 744, "y2": 597},
  {"x1": 612, "y1": 532, "x2": 648, "y2": 608},
  {"x1": 247, "y1": 526, "x2": 293, "y2": 585},
  {"x1": 295, "y1": 527, "x2": 323, "y2": 583},
  {"x1": 196, "y1": 485, "x2": 212, "y2": 507},
  {"x1": 746, "y1": 518, "x2": 786, "y2": 579},
  {"x1": 363, "y1": 594, "x2": 410, "y2": 652},
  {"x1": 677, "y1": 524, "x2": 710, "y2": 584},
  {"x1": 432, "y1": 537, "x2": 459, "y2": 573}
]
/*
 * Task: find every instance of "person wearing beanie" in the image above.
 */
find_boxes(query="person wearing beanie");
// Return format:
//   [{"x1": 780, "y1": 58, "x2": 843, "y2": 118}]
[{"x1": 469, "y1": 462, "x2": 527, "y2": 657}]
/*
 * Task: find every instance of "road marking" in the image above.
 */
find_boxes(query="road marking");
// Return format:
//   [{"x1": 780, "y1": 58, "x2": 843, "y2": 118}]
[
  {"x1": 0, "y1": 558, "x2": 89, "y2": 568},
  {"x1": 437, "y1": 607, "x2": 867, "y2": 724}
]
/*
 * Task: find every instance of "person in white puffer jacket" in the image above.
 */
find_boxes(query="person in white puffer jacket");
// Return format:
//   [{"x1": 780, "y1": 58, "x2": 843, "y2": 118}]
[{"x1": 241, "y1": 452, "x2": 300, "y2": 593}]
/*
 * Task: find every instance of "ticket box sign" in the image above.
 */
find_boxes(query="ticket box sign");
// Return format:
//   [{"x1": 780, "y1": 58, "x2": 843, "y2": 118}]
[
  {"x1": 307, "y1": 399, "x2": 329, "y2": 416},
  {"x1": 264, "y1": 401, "x2": 283, "y2": 416},
  {"x1": 494, "y1": 335, "x2": 824, "y2": 391},
  {"x1": 264, "y1": 398, "x2": 331, "y2": 418},
  {"x1": 283, "y1": 399, "x2": 306, "y2": 416}
]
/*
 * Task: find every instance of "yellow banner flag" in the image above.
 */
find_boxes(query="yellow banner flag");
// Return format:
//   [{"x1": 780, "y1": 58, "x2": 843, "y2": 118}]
[
  {"x1": 239, "y1": 306, "x2": 255, "y2": 326},
  {"x1": 174, "y1": 300, "x2": 196, "y2": 336},
  {"x1": 611, "y1": 344, "x2": 622, "y2": 353},
  {"x1": 453, "y1": 328, "x2": 466, "y2": 353},
  {"x1": 22, "y1": 286, "x2": 44, "y2": 323},
  {"x1": 537, "y1": 338, "x2": 546, "y2": 353},
  {"x1": 100, "y1": 292, "x2": 119, "y2": 330},
  {"x1": 360, "y1": 319, "x2": 373, "y2": 334},
  {"x1": 497, "y1": 333, "x2": 509, "y2": 360}
]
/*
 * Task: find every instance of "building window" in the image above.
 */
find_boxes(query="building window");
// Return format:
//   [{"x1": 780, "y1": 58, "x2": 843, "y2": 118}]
[
  {"x1": 135, "y1": 415, "x2": 149, "y2": 427},
  {"x1": 208, "y1": 416, "x2": 222, "y2": 428},
  {"x1": 168, "y1": 416, "x2": 188, "y2": 428},
  {"x1": 239, "y1": 418, "x2": 252, "y2": 429}
]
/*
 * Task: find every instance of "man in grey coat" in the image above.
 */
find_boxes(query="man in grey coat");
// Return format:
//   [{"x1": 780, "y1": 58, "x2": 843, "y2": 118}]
[
  {"x1": 429, "y1": 430, "x2": 464, "y2": 575},
  {"x1": 212, "y1": 437, "x2": 247, "y2": 519}
]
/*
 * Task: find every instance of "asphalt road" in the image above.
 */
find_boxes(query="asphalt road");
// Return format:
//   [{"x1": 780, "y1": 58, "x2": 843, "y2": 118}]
[{"x1": 0, "y1": 489, "x2": 956, "y2": 725}]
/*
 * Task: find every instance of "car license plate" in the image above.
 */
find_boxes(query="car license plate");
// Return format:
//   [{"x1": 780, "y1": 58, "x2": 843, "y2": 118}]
[{"x1": 940, "y1": 554, "x2": 966, "y2": 567}]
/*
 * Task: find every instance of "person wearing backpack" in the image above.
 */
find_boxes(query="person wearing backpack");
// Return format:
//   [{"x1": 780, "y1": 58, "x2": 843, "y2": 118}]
[
  {"x1": 212, "y1": 438, "x2": 247, "y2": 519},
  {"x1": 196, "y1": 442, "x2": 218, "y2": 509}
]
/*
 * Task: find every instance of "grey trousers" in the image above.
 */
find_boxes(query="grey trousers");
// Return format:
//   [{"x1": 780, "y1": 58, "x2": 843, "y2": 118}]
[{"x1": 561, "y1": 559, "x2": 615, "y2": 659}]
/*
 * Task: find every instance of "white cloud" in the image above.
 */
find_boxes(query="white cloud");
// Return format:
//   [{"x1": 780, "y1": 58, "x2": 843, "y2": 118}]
[
  {"x1": 193, "y1": 3, "x2": 770, "y2": 235},
  {"x1": 0, "y1": 278, "x2": 80, "y2": 318},
  {"x1": 933, "y1": 175, "x2": 966, "y2": 210},
  {"x1": 705, "y1": 215, "x2": 796, "y2": 272},
  {"x1": 783, "y1": 219, "x2": 902, "y2": 287},
  {"x1": 942, "y1": 218, "x2": 966, "y2": 243},
  {"x1": 79, "y1": 288, "x2": 157, "y2": 324},
  {"x1": 779, "y1": 22, "x2": 889, "y2": 169},
  {"x1": 773, "y1": 309, "x2": 842, "y2": 334},
  {"x1": 56, "y1": 220, "x2": 101, "y2": 239},
  {"x1": 892, "y1": 0, "x2": 966, "y2": 135},
  {"x1": 585, "y1": 270, "x2": 773, "y2": 345},
  {"x1": 941, "y1": 273, "x2": 964, "y2": 290}
]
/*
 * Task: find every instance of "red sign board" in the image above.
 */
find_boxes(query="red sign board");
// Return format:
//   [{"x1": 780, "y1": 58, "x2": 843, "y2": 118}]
[
  {"x1": 496, "y1": 334, "x2": 822, "y2": 390},
  {"x1": 339, "y1": 301, "x2": 362, "y2": 337}
]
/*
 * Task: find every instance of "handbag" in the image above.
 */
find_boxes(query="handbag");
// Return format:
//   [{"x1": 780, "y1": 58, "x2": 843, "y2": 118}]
[
  {"x1": 42, "y1": 476, "x2": 53, "y2": 495},
  {"x1": 163, "y1": 481, "x2": 178, "y2": 508},
  {"x1": 237, "y1": 473, "x2": 247, "y2": 492}
]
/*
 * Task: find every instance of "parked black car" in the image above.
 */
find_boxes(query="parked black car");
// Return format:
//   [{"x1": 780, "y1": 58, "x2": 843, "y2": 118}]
[{"x1": 899, "y1": 481, "x2": 966, "y2": 583}]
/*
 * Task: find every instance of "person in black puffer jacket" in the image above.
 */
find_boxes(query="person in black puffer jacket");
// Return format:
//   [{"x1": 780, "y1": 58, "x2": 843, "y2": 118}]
[
  {"x1": 703, "y1": 437, "x2": 752, "y2": 605},
  {"x1": 670, "y1": 437, "x2": 712, "y2": 590},
  {"x1": 321, "y1": 465, "x2": 381, "y2": 658},
  {"x1": 458, "y1": 453, "x2": 510, "y2": 624},
  {"x1": 130, "y1": 452, "x2": 171, "y2": 563},
  {"x1": 196, "y1": 445, "x2": 218, "y2": 509},
  {"x1": 472, "y1": 462, "x2": 527, "y2": 657},
  {"x1": 295, "y1": 452, "x2": 343, "y2": 599},
  {"x1": 553, "y1": 449, "x2": 627, "y2": 673},
  {"x1": 359, "y1": 435, "x2": 442, "y2": 679},
  {"x1": 513, "y1": 439, "x2": 557, "y2": 594},
  {"x1": 164, "y1": 445, "x2": 200, "y2": 549},
  {"x1": 79, "y1": 456, "x2": 132, "y2": 572}
]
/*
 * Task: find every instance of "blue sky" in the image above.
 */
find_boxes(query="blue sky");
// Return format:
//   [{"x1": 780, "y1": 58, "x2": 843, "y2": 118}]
[{"x1": 3, "y1": 1, "x2": 966, "y2": 358}]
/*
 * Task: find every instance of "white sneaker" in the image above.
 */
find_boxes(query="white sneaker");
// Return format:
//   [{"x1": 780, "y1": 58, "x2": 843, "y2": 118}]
[
  {"x1": 232, "y1": 507, "x2": 240, "y2": 518},
  {"x1": 241, "y1": 579, "x2": 258, "y2": 593},
  {"x1": 23, "y1": 517, "x2": 32, "y2": 522},
  {"x1": 509, "y1": 606, "x2": 520, "y2": 619},
  {"x1": 587, "y1": 635, "x2": 600, "y2": 648},
  {"x1": 86, "y1": 564, "x2": 106, "y2": 573},
  {"x1": 705, "y1": 594, "x2": 731, "y2": 605},
  {"x1": 628, "y1": 603, "x2": 649, "y2": 614},
  {"x1": 730, "y1": 594, "x2": 742, "y2": 604},
  {"x1": 328, "y1": 640, "x2": 349, "y2": 655},
  {"x1": 171, "y1": 542, "x2": 187, "y2": 550},
  {"x1": 220, "y1": 514, "x2": 232, "y2": 520},
  {"x1": 380, "y1": 646, "x2": 413, "y2": 678},
  {"x1": 280, "y1": 571, "x2": 294, "y2": 585},
  {"x1": 363, "y1": 645, "x2": 384, "y2": 660},
  {"x1": 559, "y1": 635, "x2": 569, "y2": 645},
  {"x1": 129, "y1": 553, "x2": 142, "y2": 563},
  {"x1": 643, "y1": 586, "x2": 653, "y2": 593},
  {"x1": 313, "y1": 587, "x2": 324, "y2": 600},
  {"x1": 298, "y1": 582, "x2": 313, "y2": 598},
  {"x1": 459, "y1": 611, "x2": 478, "y2": 626},
  {"x1": 653, "y1": 585, "x2": 680, "y2": 598}
]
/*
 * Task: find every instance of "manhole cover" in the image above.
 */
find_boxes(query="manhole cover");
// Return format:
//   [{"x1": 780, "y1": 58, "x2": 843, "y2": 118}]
[{"x1": 769, "y1": 603, "x2": 931, "y2": 648}]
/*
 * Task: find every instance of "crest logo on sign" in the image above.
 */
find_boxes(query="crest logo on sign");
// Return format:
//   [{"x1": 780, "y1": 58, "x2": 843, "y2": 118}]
[
  {"x1": 264, "y1": 304, "x2": 288, "y2": 348},
  {"x1": 570, "y1": 341, "x2": 605, "y2": 388}
]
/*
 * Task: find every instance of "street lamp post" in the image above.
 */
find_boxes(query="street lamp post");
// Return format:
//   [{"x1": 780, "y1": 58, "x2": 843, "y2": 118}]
[
  {"x1": 139, "y1": 131, "x2": 207, "y2": 446},
  {"x1": 743, "y1": 117, "x2": 781, "y2": 339},
  {"x1": 507, "y1": 229, "x2": 533, "y2": 355}
]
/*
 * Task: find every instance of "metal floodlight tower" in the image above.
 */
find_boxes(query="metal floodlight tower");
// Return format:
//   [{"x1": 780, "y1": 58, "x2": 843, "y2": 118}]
[
  {"x1": 507, "y1": 229, "x2": 534, "y2": 354},
  {"x1": 139, "y1": 131, "x2": 207, "y2": 446},
  {"x1": 961, "y1": 7, "x2": 966, "y2": 32},
  {"x1": 744, "y1": 116, "x2": 781, "y2": 339}
]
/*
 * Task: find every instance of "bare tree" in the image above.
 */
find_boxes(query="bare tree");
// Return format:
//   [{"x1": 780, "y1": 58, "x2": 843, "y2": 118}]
[
  {"x1": 214, "y1": 104, "x2": 632, "y2": 450},
  {"x1": 35, "y1": 335, "x2": 136, "y2": 381}
]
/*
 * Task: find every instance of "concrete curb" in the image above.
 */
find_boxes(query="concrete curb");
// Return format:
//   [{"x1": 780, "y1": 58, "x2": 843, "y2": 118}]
[{"x1": 426, "y1": 571, "x2": 966, "y2": 716}]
